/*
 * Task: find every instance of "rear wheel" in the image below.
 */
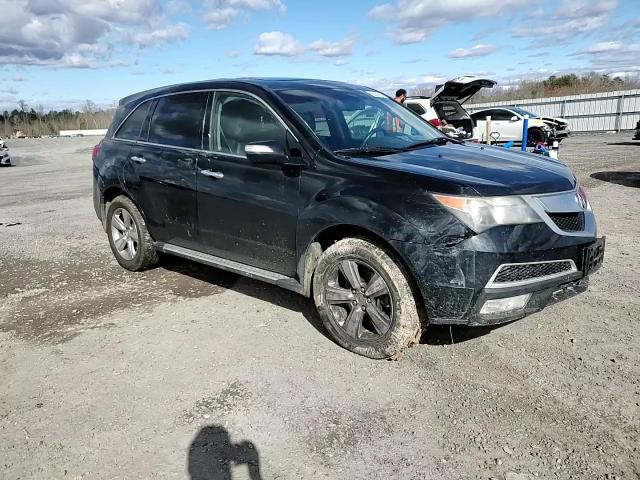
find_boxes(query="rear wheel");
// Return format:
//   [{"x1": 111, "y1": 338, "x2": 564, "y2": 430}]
[
  {"x1": 106, "y1": 195, "x2": 158, "y2": 271},
  {"x1": 313, "y1": 238, "x2": 422, "y2": 359},
  {"x1": 527, "y1": 128, "x2": 546, "y2": 146}
]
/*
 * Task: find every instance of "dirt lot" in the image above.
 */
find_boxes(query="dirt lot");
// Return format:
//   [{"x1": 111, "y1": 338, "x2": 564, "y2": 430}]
[{"x1": 1, "y1": 134, "x2": 639, "y2": 479}]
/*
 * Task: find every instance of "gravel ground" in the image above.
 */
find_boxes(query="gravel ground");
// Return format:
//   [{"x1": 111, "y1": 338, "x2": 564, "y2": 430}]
[{"x1": 0, "y1": 133, "x2": 638, "y2": 480}]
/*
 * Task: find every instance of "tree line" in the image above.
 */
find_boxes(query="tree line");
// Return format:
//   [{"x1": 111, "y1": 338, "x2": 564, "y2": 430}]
[
  {"x1": 413, "y1": 72, "x2": 640, "y2": 103},
  {"x1": 0, "y1": 100, "x2": 115, "y2": 138},
  {"x1": 470, "y1": 73, "x2": 640, "y2": 103}
]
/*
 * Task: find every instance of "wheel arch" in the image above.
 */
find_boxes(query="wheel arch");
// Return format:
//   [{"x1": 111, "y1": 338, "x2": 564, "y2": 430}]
[
  {"x1": 296, "y1": 223, "x2": 426, "y2": 325},
  {"x1": 100, "y1": 185, "x2": 147, "y2": 231}
]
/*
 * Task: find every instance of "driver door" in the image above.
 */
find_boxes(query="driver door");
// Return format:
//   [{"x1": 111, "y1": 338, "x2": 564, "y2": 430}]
[{"x1": 195, "y1": 91, "x2": 301, "y2": 276}]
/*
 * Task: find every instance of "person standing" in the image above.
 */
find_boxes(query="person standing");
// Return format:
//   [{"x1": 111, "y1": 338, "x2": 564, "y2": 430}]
[{"x1": 394, "y1": 89, "x2": 407, "y2": 104}]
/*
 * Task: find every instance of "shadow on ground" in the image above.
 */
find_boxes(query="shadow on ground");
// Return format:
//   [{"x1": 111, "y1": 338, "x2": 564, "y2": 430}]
[
  {"x1": 159, "y1": 255, "x2": 333, "y2": 342},
  {"x1": 160, "y1": 255, "x2": 496, "y2": 348},
  {"x1": 188, "y1": 425, "x2": 263, "y2": 480},
  {"x1": 590, "y1": 171, "x2": 640, "y2": 188},
  {"x1": 606, "y1": 141, "x2": 640, "y2": 146}
]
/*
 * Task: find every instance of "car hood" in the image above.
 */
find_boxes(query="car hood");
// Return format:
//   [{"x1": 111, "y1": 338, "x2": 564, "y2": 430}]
[
  {"x1": 539, "y1": 116, "x2": 569, "y2": 127},
  {"x1": 349, "y1": 142, "x2": 575, "y2": 196}
]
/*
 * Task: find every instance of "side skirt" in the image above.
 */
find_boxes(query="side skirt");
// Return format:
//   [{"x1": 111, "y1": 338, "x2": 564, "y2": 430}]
[{"x1": 155, "y1": 242, "x2": 305, "y2": 296}]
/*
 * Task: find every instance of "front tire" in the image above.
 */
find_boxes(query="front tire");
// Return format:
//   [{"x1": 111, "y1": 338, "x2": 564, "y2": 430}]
[
  {"x1": 312, "y1": 238, "x2": 422, "y2": 359},
  {"x1": 106, "y1": 195, "x2": 158, "y2": 271},
  {"x1": 527, "y1": 128, "x2": 546, "y2": 146}
]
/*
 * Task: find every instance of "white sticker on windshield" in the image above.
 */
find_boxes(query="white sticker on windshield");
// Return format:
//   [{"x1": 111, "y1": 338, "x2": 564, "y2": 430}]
[{"x1": 366, "y1": 91, "x2": 387, "y2": 98}]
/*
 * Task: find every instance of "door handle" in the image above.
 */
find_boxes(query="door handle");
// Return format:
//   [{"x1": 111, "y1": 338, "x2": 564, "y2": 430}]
[
  {"x1": 200, "y1": 169, "x2": 224, "y2": 179},
  {"x1": 131, "y1": 155, "x2": 146, "y2": 164}
]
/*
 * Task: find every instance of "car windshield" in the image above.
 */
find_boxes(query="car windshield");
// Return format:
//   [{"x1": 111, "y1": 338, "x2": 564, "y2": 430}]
[
  {"x1": 510, "y1": 107, "x2": 538, "y2": 118},
  {"x1": 275, "y1": 85, "x2": 446, "y2": 154}
]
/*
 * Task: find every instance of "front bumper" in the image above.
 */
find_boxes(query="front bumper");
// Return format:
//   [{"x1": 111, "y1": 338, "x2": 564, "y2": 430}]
[
  {"x1": 391, "y1": 222, "x2": 603, "y2": 326},
  {"x1": 548, "y1": 128, "x2": 570, "y2": 140}
]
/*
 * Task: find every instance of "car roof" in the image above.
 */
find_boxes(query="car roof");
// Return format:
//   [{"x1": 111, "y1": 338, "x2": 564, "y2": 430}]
[
  {"x1": 119, "y1": 78, "x2": 372, "y2": 106},
  {"x1": 472, "y1": 107, "x2": 513, "y2": 112}
]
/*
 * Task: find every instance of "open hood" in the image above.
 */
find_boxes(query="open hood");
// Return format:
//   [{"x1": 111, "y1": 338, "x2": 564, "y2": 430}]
[{"x1": 432, "y1": 76, "x2": 496, "y2": 105}]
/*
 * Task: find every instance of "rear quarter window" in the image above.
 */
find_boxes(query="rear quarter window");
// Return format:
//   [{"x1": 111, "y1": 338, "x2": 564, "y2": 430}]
[
  {"x1": 406, "y1": 103, "x2": 426, "y2": 115},
  {"x1": 115, "y1": 102, "x2": 151, "y2": 141}
]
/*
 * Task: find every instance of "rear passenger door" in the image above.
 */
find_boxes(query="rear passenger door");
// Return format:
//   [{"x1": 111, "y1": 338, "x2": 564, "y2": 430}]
[
  {"x1": 126, "y1": 92, "x2": 207, "y2": 249},
  {"x1": 196, "y1": 91, "x2": 300, "y2": 276}
]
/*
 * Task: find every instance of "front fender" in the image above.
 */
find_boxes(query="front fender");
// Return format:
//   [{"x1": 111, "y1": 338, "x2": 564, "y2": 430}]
[{"x1": 296, "y1": 196, "x2": 426, "y2": 254}]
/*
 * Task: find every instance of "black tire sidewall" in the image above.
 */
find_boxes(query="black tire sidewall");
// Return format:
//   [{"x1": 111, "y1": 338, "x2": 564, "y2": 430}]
[
  {"x1": 313, "y1": 238, "x2": 420, "y2": 359},
  {"x1": 527, "y1": 128, "x2": 546, "y2": 146},
  {"x1": 106, "y1": 197, "x2": 148, "y2": 271}
]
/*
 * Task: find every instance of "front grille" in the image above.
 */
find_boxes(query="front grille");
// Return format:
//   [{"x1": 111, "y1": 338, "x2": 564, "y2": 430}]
[
  {"x1": 548, "y1": 212, "x2": 585, "y2": 232},
  {"x1": 493, "y1": 261, "x2": 575, "y2": 284}
]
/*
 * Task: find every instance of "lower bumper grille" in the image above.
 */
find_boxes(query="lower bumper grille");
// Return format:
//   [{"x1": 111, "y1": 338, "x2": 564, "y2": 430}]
[
  {"x1": 487, "y1": 260, "x2": 577, "y2": 288},
  {"x1": 548, "y1": 212, "x2": 585, "y2": 232}
]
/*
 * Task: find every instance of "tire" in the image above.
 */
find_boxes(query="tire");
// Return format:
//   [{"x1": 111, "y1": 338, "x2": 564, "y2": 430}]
[
  {"x1": 527, "y1": 128, "x2": 546, "y2": 147},
  {"x1": 106, "y1": 195, "x2": 158, "y2": 271},
  {"x1": 312, "y1": 237, "x2": 422, "y2": 359}
]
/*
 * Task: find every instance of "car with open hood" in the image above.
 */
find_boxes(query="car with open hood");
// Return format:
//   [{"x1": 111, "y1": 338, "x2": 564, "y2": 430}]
[
  {"x1": 405, "y1": 76, "x2": 496, "y2": 139},
  {"x1": 93, "y1": 78, "x2": 604, "y2": 359}
]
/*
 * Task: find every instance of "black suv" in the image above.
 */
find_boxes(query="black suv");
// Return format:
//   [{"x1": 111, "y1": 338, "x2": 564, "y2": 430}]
[{"x1": 93, "y1": 79, "x2": 604, "y2": 359}]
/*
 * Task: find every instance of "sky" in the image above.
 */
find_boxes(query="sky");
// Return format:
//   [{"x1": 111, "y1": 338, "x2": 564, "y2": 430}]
[{"x1": 0, "y1": 0, "x2": 639, "y2": 111}]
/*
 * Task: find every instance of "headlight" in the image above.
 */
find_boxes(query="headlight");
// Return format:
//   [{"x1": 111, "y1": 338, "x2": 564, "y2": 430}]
[{"x1": 433, "y1": 194, "x2": 542, "y2": 233}]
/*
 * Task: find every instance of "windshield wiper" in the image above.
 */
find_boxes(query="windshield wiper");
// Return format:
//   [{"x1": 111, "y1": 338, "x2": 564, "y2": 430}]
[
  {"x1": 401, "y1": 137, "x2": 462, "y2": 151},
  {"x1": 333, "y1": 146, "x2": 403, "y2": 157}
]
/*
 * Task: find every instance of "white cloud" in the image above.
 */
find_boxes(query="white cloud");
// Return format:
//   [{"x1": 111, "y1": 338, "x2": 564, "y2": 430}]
[
  {"x1": 368, "y1": 0, "x2": 529, "y2": 44},
  {"x1": 203, "y1": 0, "x2": 285, "y2": 29},
  {"x1": 511, "y1": 0, "x2": 617, "y2": 40},
  {"x1": 132, "y1": 23, "x2": 189, "y2": 47},
  {"x1": 583, "y1": 41, "x2": 623, "y2": 54},
  {"x1": 254, "y1": 31, "x2": 304, "y2": 56},
  {"x1": 309, "y1": 39, "x2": 354, "y2": 57},
  {"x1": 448, "y1": 44, "x2": 499, "y2": 59},
  {"x1": 254, "y1": 32, "x2": 355, "y2": 59},
  {"x1": 0, "y1": 0, "x2": 187, "y2": 67},
  {"x1": 570, "y1": 41, "x2": 640, "y2": 72}
]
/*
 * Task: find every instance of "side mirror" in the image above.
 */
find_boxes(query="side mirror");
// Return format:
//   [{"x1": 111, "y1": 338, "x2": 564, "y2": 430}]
[
  {"x1": 245, "y1": 141, "x2": 288, "y2": 164},
  {"x1": 510, "y1": 116, "x2": 519, "y2": 122}
]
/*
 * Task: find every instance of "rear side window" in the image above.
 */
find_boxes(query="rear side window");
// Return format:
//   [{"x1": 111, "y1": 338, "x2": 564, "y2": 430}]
[
  {"x1": 491, "y1": 109, "x2": 516, "y2": 121},
  {"x1": 115, "y1": 101, "x2": 150, "y2": 140},
  {"x1": 148, "y1": 92, "x2": 207, "y2": 149},
  {"x1": 406, "y1": 103, "x2": 426, "y2": 115}
]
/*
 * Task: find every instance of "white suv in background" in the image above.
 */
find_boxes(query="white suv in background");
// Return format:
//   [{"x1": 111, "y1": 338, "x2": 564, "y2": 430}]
[
  {"x1": 470, "y1": 107, "x2": 570, "y2": 145},
  {"x1": 405, "y1": 76, "x2": 496, "y2": 140}
]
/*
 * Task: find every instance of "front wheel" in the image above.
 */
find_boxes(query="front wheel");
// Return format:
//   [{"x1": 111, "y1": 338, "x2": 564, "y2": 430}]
[
  {"x1": 527, "y1": 128, "x2": 547, "y2": 146},
  {"x1": 312, "y1": 238, "x2": 422, "y2": 359}
]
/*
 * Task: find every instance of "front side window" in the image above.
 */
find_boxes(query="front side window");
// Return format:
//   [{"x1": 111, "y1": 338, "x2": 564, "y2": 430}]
[
  {"x1": 276, "y1": 86, "x2": 444, "y2": 152},
  {"x1": 115, "y1": 101, "x2": 151, "y2": 141},
  {"x1": 148, "y1": 92, "x2": 207, "y2": 149},
  {"x1": 509, "y1": 107, "x2": 538, "y2": 118},
  {"x1": 210, "y1": 92, "x2": 286, "y2": 157}
]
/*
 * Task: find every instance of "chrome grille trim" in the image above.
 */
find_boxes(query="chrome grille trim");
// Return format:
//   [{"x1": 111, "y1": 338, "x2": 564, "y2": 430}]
[
  {"x1": 521, "y1": 189, "x2": 596, "y2": 237},
  {"x1": 486, "y1": 259, "x2": 578, "y2": 289}
]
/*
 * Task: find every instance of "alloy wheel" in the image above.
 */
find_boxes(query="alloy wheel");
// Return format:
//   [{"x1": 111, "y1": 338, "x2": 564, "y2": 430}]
[
  {"x1": 325, "y1": 259, "x2": 394, "y2": 341},
  {"x1": 110, "y1": 208, "x2": 139, "y2": 261}
]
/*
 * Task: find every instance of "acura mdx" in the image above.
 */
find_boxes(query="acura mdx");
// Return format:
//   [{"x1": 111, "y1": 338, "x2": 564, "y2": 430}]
[{"x1": 93, "y1": 79, "x2": 604, "y2": 359}]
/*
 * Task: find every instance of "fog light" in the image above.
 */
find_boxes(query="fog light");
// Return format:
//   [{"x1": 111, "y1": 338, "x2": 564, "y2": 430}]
[{"x1": 480, "y1": 294, "x2": 531, "y2": 316}]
